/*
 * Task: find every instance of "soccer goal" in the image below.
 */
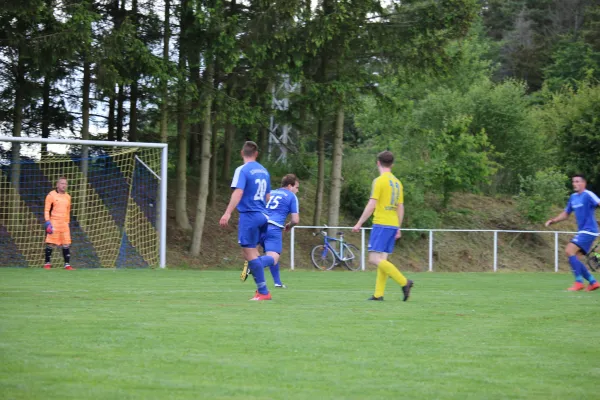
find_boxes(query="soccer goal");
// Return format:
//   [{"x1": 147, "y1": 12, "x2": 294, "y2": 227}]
[{"x1": 0, "y1": 136, "x2": 167, "y2": 269}]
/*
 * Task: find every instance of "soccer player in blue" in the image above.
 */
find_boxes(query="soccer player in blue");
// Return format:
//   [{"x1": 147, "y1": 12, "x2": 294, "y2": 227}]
[
  {"x1": 545, "y1": 174, "x2": 600, "y2": 292},
  {"x1": 219, "y1": 141, "x2": 276, "y2": 301},
  {"x1": 352, "y1": 151, "x2": 413, "y2": 301},
  {"x1": 258, "y1": 174, "x2": 300, "y2": 288}
]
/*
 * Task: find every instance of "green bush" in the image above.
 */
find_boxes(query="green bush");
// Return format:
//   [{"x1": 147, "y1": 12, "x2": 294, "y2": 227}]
[{"x1": 516, "y1": 168, "x2": 569, "y2": 223}]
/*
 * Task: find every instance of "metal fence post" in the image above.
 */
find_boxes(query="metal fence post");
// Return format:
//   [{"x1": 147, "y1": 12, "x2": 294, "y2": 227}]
[
  {"x1": 361, "y1": 228, "x2": 366, "y2": 271},
  {"x1": 429, "y1": 231, "x2": 433, "y2": 272},
  {"x1": 493, "y1": 231, "x2": 498, "y2": 272},
  {"x1": 555, "y1": 232, "x2": 559, "y2": 272},
  {"x1": 290, "y1": 227, "x2": 295, "y2": 270}
]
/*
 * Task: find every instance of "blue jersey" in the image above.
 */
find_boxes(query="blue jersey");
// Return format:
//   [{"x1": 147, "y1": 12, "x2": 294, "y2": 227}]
[
  {"x1": 231, "y1": 161, "x2": 271, "y2": 213},
  {"x1": 565, "y1": 190, "x2": 600, "y2": 235},
  {"x1": 265, "y1": 188, "x2": 299, "y2": 227}
]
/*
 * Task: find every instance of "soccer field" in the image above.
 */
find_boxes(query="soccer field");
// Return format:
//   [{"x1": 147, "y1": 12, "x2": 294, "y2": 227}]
[{"x1": 1, "y1": 269, "x2": 599, "y2": 400}]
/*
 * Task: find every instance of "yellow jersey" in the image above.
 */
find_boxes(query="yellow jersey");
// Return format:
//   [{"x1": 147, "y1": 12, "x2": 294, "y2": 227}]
[{"x1": 370, "y1": 172, "x2": 403, "y2": 227}]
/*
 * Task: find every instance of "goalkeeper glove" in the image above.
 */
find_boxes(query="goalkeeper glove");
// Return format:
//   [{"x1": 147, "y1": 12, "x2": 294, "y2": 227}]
[{"x1": 44, "y1": 221, "x2": 53, "y2": 234}]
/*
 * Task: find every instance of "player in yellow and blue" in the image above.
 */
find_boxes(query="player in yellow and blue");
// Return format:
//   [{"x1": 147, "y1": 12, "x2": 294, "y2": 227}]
[
  {"x1": 545, "y1": 174, "x2": 600, "y2": 292},
  {"x1": 260, "y1": 174, "x2": 300, "y2": 288},
  {"x1": 352, "y1": 151, "x2": 413, "y2": 301},
  {"x1": 220, "y1": 141, "x2": 275, "y2": 301}
]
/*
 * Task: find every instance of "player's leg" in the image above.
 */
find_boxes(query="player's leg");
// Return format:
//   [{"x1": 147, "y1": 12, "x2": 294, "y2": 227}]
[
  {"x1": 44, "y1": 244, "x2": 53, "y2": 269},
  {"x1": 62, "y1": 228, "x2": 73, "y2": 270},
  {"x1": 368, "y1": 226, "x2": 413, "y2": 301},
  {"x1": 263, "y1": 227, "x2": 285, "y2": 287},
  {"x1": 568, "y1": 236, "x2": 599, "y2": 291},
  {"x1": 368, "y1": 252, "x2": 387, "y2": 300},
  {"x1": 566, "y1": 239, "x2": 594, "y2": 291},
  {"x1": 239, "y1": 213, "x2": 271, "y2": 299}
]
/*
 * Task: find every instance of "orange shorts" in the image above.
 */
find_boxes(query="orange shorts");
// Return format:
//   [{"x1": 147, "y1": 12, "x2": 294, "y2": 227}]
[{"x1": 45, "y1": 222, "x2": 71, "y2": 246}]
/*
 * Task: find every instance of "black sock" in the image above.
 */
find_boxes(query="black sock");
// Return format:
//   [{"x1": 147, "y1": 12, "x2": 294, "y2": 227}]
[
  {"x1": 62, "y1": 247, "x2": 70, "y2": 265},
  {"x1": 45, "y1": 246, "x2": 53, "y2": 263}
]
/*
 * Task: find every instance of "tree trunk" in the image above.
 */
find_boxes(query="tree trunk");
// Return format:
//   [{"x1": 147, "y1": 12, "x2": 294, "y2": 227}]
[
  {"x1": 41, "y1": 72, "x2": 51, "y2": 158},
  {"x1": 258, "y1": 80, "x2": 273, "y2": 161},
  {"x1": 190, "y1": 61, "x2": 214, "y2": 256},
  {"x1": 80, "y1": 58, "x2": 91, "y2": 225},
  {"x1": 327, "y1": 106, "x2": 344, "y2": 237},
  {"x1": 116, "y1": 83, "x2": 125, "y2": 141},
  {"x1": 108, "y1": 93, "x2": 116, "y2": 141},
  {"x1": 209, "y1": 116, "x2": 218, "y2": 208},
  {"x1": 188, "y1": 49, "x2": 201, "y2": 168},
  {"x1": 175, "y1": 0, "x2": 192, "y2": 231},
  {"x1": 312, "y1": 118, "x2": 326, "y2": 227},
  {"x1": 11, "y1": 48, "x2": 25, "y2": 191},
  {"x1": 129, "y1": 0, "x2": 139, "y2": 142},
  {"x1": 159, "y1": 0, "x2": 170, "y2": 144},
  {"x1": 129, "y1": 80, "x2": 138, "y2": 141},
  {"x1": 222, "y1": 122, "x2": 234, "y2": 182}
]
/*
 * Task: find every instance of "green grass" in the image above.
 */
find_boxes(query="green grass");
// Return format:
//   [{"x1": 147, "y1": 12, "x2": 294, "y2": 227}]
[{"x1": 1, "y1": 269, "x2": 600, "y2": 400}]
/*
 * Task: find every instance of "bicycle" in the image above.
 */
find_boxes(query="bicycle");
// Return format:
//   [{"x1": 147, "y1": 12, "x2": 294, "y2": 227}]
[
  {"x1": 310, "y1": 227, "x2": 361, "y2": 271},
  {"x1": 586, "y1": 242, "x2": 600, "y2": 272}
]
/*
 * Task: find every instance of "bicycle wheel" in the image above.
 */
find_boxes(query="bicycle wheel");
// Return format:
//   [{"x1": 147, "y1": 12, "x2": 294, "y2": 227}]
[
  {"x1": 341, "y1": 243, "x2": 361, "y2": 271},
  {"x1": 587, "y1": 253, "x2": 600, "y2": 272},
  {"x1": 310, "y1": 245, "x2": 336, "y2": 271}
]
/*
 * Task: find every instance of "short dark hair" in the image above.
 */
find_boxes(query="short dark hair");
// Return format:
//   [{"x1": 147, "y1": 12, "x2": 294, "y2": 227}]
[
  {"x1": 242, "y1": 141, "x2": 259, "y2": 157},
  {"x1": 57, "y1": 176, "x2": 67, "y2": 183},
  {"x1": 281, "y1": 174, "x2": 298, "y2": 188},
  {"x1": 377, "y1": 151, "x2": 394, "y2": 167},
  {"x1": 573, "y1": 174, "x2": 586, "y2": 181}
]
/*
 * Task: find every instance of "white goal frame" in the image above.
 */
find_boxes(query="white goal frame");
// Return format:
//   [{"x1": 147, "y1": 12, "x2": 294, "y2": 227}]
[{"x1": 0, "y1": 136, "x2": 168, "y2": 268}]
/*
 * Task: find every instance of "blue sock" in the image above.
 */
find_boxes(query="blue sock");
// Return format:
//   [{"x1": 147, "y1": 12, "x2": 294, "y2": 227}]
[
  {"x1": 249, "y1": 258, "x2": 268, "y2": 295},
  {"x1": 270, "y1": 263, "x2": 282, "y2": 286},
  {"x1": 259, "y1": 255, "x2": 275, "y2": 268},
  {"x1": 568, "y1": 256, "x2": 585, "y2": 283}
]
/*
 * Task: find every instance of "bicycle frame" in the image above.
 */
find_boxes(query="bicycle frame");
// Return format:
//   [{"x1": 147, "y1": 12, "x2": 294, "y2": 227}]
[{"x1": 320, "y1": 232, "x2": 347, "y2": 262}]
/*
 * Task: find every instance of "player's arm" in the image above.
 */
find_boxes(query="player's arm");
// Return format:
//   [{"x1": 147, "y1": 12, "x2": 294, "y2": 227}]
[
  {"x1": 44, "y1": 194, "x2": 53, "y2": 233},
  {"x1": 284, "y1": 213, "x2": 299, "y2": 232},
  {"x1": 396, "y1": 203, "x2": 405, "y2": 239},
  {"x1": 67, "y1": 197, "x2": 71, "y2": 225},
  {"x1": 545, "y1": 211, "x2": 569, "y2": 227},
  {"x1": 220, "y1": 189, "x2": 243, "y2": 227},
  {"x1": 352, "y1": 199, "x2": 377, "y2": 232},
  {"x1": 44, "y1": 193, "x2": 52, "y2": 222}
]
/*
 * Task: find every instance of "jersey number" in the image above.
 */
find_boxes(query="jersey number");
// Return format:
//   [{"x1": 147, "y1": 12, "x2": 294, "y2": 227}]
[
  {"x1": 266, "y1": 195, "x2": 282, "y2": 209},
  {"x1": 253, "y1": 179, "x2": 267, "y2": 201}
]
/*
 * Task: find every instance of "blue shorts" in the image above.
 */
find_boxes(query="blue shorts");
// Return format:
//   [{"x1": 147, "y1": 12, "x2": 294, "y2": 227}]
[
  {"x1": 238, "y1": 212, "x2": 269, "y2": 248},
  {"x1": 368, "y1": 225, "x2": 398, "y2": 254},
  {"x1": 571, "y1": 233, "x2": 598, "y2": 254},
  {"x1": 260, "y1": 224, "x2": 283, "y2": 254}
]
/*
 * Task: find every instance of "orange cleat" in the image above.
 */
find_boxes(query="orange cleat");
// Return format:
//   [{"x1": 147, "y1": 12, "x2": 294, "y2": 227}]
[
  {"x1": 64, "y1": 264, "x2": 75, "y2": 270},
  {"x1": 43, "y1": 263, "x2": 51, "y2": 270},
  {"x1": 567, "y1": 282, "x2": 585, "y2": 291},
  {"x1": 585, "y1": 282, "x2": 600, "y2": 292},
  {"x1": 250, "y1": 292, "x2": 271, "y2": 301}
]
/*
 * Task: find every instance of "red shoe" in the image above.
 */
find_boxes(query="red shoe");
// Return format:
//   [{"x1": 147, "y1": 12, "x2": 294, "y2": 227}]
[
  {"x1": 43, "y1": 263, "x2": 51, "y2": 270},
  {"x1": 64, "y1": 264, "x2": 75, "y2": 270},
  {"x1": 567, "y1": 282, "x2": 585, "y2": 291},
  {"x1": 585, "y1": 282, "x2": 600, "y2": 292},
  {"x1": 250, "y1": 292, "x2": 272, "y2": 301}
]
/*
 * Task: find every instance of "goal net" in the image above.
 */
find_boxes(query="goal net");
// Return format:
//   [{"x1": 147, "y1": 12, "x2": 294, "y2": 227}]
[{"x1": 0, "y1": 137, "x2": 167, "y2": 268}]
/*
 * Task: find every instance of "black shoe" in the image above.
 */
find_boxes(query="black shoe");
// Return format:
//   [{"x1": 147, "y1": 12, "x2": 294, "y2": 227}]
[
  {"x1": 402, "y1": 280, "x2": 414, "y2": 302},
  {"x1": 367, "y1": 295, "x2": 384, "y2": 301}
]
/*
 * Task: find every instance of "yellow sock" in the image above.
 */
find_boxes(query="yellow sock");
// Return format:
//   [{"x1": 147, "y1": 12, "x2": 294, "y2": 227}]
[
  {"x1": 378, "y1": 259, "x2": 407, "y2": 287},
  {"x1": 374, "y1": 266, "x2": 388, "y2": 298}
]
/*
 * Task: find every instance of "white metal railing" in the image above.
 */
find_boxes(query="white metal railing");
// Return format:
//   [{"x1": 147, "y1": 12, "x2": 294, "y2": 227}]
[{"x1": 290, "y1": 226, "x2": 579, "y2": 272}]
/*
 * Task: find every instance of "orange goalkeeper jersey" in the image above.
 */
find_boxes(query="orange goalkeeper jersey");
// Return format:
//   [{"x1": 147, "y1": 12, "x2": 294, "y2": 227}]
[{"x1": 44, "y1": 190, "x2": 71, "y2": 227}]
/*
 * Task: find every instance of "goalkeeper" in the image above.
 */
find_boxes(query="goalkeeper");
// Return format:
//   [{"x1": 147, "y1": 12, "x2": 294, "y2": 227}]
[{"x1": 43, "y1": 177, "x2": 74, "y2": 270}]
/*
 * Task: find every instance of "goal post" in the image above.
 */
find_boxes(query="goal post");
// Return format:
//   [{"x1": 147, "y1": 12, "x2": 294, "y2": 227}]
[{"x1": 0, "y1": 136, "x2": 168, "y2": 269}]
